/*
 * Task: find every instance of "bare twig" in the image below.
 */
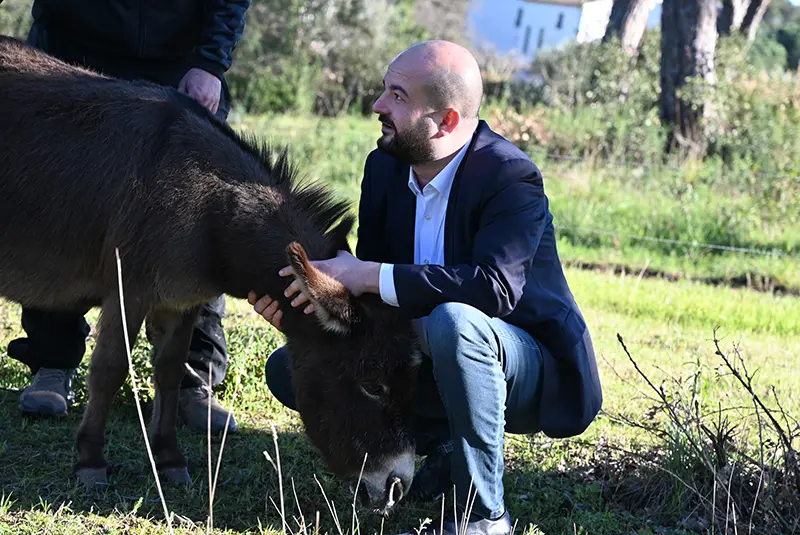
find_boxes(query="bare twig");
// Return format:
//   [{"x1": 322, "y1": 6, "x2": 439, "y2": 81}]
[
  {"x1": 713, "y1": 330, "x2": 800, "y2": 494},
  {"x1": 749, "y1": 392, "x2": 766, "y2": 535},
  {"x1": 617, "y1": 333, "x2": 715, "y2": 472},
  {"x1": 604, "y1": 330, "x2": 799, "y2": 533}
]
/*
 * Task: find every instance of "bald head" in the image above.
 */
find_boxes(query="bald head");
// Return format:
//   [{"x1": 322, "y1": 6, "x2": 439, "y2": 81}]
[
  {"x1": 373, "y1": 41, "x2": 484, "y2": 171},
  {"x1": 391, "y1": 40, "x2": 483, "y2": 120}
]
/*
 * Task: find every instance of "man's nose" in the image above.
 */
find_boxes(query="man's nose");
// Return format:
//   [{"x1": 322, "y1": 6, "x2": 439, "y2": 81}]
[{"x1": 372, "y1": 92, "x2": 389, "y2": 115}]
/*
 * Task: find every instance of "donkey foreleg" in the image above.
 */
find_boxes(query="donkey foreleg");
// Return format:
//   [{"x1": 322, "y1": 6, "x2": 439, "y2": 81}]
[
  {"x1": 75, "y1": 295, "x2": 147, "y2": 489},
  {"x1": 146, "y1": 307, "x2": 201, "y2": 485}
]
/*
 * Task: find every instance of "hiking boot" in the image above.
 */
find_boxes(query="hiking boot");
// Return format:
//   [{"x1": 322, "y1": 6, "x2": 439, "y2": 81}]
[
  {"x1": 178, "y1": 385, "x2": 237, "y2": 434},
  {"x1": 408, "y1": 451, "x2": 452, "y2": 503},
  {"x1": 19, "y1": 367, "x2": 76, "y2": 417}
]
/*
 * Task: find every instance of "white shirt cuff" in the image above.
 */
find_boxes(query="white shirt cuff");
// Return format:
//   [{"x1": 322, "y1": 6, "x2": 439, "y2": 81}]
[{"x1": 379, "y1": 263, "x2": 399, "y2": 307}]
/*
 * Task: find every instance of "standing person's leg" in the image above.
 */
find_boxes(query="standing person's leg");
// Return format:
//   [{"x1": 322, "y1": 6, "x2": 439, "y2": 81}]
[
  {"x1": 401, "y1": 302, "x2": 544, "y2": 534},
  {"x1": 178, "y1": 294, "x2": 235, "y2": 433},
  {"x1": 10, "y1": 307, "x2": 91, "y2": 416},
  {"x1": 8, "y1": 23, "x2": 92, "y2": 418},
  {"x1": 84, "y1": 60, "x2": 238, "y2": 434},
  {"x1": 176, "y1": 81, "x2": 237, "y2": 434},
  {"x1": 11, "y1": 24, "x2": 237, "y2": 429}
]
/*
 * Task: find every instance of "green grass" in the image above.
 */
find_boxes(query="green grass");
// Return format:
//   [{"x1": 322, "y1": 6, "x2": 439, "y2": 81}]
[
  {"x1": 233, "y1": 113, "x2": 800, "y2": 294},
  {"x1": 540, "y1": 161, "x2": 800, "y2": 294},
  {"x1": 1, "y1": 265, "x2": 798, "y2": 534},
  {"x1": 1, "y1": 113, "x2": 799, "y2": 533},
  {"x1": 233, "y1": 113, "x2": 380, "y2": 205}
]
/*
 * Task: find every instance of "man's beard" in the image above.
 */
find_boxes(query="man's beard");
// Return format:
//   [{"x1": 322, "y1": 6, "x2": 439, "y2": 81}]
[{"x1": 377, "y1": 115, "x2": 435, "y2": 165}]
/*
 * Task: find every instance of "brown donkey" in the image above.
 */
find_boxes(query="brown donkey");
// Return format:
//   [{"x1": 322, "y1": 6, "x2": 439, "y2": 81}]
[{"x1": 0, "y1": 36, "x2": 421, "y2": 515}]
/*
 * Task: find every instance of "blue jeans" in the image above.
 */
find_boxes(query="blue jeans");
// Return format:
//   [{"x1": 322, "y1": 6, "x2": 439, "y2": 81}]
[{"x1": 265, "y1": 302, "x2": 544, "y2": 520}]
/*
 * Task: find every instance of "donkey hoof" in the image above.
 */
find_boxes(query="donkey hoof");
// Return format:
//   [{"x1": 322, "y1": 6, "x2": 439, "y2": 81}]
[
  {"x1": 161, "y1": 466, "x2": 191, "y2": 485},
  {"x1": 76, "y1": 467, "x2": 109, "y2": 490}
]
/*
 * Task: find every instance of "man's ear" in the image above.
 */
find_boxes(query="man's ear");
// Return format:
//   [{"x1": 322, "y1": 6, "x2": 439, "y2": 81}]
[
  {"x1": 285, "y1": 241, "x2": 360, "y2": 335},
  {"x1": 435, "y1": 108, "x2": 460, "y2": 137}
]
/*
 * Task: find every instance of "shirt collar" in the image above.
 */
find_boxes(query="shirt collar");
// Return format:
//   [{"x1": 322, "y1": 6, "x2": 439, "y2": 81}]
[{"x1": 408, "y1": 138, "x2": 471, "y2": 199}]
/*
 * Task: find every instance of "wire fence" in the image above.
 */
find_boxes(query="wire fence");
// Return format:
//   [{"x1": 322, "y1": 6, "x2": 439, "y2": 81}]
[
  {"x1": 235, "y1": 119, "x2": 799, "y2": 261},
  {"x1": 555, "y1": 225, "x2": 795, "y2": 259},
  {"x1": 526, "y1": 148, "x2": 799, "y2": 183},
  {"x1": 240, "y1": 120, "x2": 799, "y2": 183}
]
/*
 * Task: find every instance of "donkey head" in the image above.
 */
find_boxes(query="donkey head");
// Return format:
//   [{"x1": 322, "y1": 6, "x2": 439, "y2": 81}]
[{"x1": 283, "y1": 242, "x2": 422, "y2": 516}]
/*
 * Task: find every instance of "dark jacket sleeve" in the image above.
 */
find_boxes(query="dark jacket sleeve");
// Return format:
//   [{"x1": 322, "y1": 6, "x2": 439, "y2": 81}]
[
  {"x1": 190, "y1": 0, "x2": 251, "y2": 80},
  {"x1": 355, "y1": 152, "x2": 391, "y2": 263},
  {"x1": 392, "y1": 158, "x2": 547, "y2": 318}
]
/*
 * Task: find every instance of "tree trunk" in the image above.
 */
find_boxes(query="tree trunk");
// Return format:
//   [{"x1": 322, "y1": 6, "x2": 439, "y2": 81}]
[
  {"x1": 660, "y1": 0, "x2": 718, "y2": 158},
  {"x1": 717, "y1": 0, "x2": 749, "y2": 34},
  {"x1": 717, "y1": 0, "x2": 771, "y2": 40},
  {"x1": 740, "y1": 0, "x2": 772, "y2": 41},
  {"x1": 414, "y1": 0, "x2": 470, "y2": 44},
  {"x1": 602, "y1": 0, "x2": 654, "y2": 56}
]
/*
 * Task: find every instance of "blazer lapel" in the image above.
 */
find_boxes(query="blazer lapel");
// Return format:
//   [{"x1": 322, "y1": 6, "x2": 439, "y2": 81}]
[
  {"x1": 388, "y1": 162, "x2": 416, "y2": 264},
  {"x1": 443, "y1": 122, "x2": 484, "y2": 264}
]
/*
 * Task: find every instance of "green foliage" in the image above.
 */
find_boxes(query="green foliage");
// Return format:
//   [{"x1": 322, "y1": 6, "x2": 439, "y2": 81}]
[
  {"x1": 486, "y1": 28, "x2": 800, "y2": 182},
  {"x1": 491, "y1": 31, "x2": 670, "y2": 164},
  {"x1": 705, "y1": 35, "x2": 800, "y2": 187},
  {"x1": 225, "y1": 0, "x2": 428, "y2": 116},
  {"x1": 776, "y1": 22, "x2": 800, "y2": 69},
  {"x1": 0, "y1": 1, "x2": 32, "y2": 39},
  {"x1": 220, "y1": 0, "x2": 800, "y2": 183},
  {"x1": 231, "y1": 114, "x2": 799, "y2": 295},
  {"x1": 0, "y1": 2, "x2": 797, "y2": 530},
  {"x1": 760, "y1": 0, "x2": 800, "y2": 69},
  {"x1": 747, "y1": 31, "x2": 790, "y2": 71}
]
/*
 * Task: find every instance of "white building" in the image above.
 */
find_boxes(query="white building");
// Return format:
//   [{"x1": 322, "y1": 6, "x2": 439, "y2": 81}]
[{"x1": 464, "y1": 0, "x2": 662, "y2": 63}]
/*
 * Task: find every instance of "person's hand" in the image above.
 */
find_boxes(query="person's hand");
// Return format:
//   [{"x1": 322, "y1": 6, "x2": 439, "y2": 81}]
[
  {"x1": 178, "y1": 67, "x2": 221, "y2": 114},
  {"x1": 248, "y1": 250, "x2": 378, "y2": 330},
  {"x1": 308, "y1": 250, "x2": 376, "y2": 297},
  {"x1": 247, "y1": 267, "x2": 315, "y2": 332},
  {"x1": 248, "y1": 291, "x2": 285, "y2": 331}
]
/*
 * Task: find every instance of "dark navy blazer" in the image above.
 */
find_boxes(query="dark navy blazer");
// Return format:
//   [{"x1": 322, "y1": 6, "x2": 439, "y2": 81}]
[{"x1": 355, "y1": 120, "x2": 603, "y2": 439}]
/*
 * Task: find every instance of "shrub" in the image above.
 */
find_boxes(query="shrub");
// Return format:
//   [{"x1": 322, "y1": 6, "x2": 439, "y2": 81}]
[
  {"x1": 226, "y1": 0, "x2": 428, "y2": 116},
  {"x1": 483, "y1": 29, "x2": 799, "y2": 181}
]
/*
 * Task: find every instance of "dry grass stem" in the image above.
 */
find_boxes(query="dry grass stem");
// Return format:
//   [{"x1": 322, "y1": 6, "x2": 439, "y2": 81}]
[{"x1": 114, "y1": 247, "x2": 174, "y2": 535}]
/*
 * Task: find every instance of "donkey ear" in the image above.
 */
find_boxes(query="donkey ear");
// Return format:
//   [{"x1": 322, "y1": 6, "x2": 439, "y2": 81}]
[{"x1": 285, "y1": 241, "x2": 360, "y2": 335}]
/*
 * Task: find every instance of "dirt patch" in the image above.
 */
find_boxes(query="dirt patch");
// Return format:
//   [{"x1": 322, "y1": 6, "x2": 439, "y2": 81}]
[{"x1": 564, "y1": 259, "x2": 798, "y2": 297}]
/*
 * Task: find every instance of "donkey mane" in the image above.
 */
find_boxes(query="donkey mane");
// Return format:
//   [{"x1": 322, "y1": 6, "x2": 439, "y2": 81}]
[
  {"x1": 242, "y1": 136, "x2": 355, "y2": 239},
  {"x1": 182, "y1": 100, "x2": 355, "y2": 248}
]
